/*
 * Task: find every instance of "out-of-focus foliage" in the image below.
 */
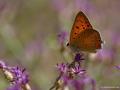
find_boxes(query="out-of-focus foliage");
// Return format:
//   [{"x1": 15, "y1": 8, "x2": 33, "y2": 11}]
[{"x1": 0, "y1": 0, "x2": 120, "y2": 90}]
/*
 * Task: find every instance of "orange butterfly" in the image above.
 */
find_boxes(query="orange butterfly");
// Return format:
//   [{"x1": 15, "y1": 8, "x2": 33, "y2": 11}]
[{"x1": 67, "y1": 11, "x2": 102, "y2": 52}]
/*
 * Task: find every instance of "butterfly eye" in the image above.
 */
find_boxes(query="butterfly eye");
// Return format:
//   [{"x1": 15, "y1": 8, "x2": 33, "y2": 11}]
[
  {"x1": 99, "y1": 40, "x2": 103, "y2": 43},
  {"x1": 67, "y1": 43, "x2": 69, "y2": 46}
]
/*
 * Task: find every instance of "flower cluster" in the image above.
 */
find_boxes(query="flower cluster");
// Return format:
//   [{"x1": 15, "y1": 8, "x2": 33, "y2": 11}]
[
  {"x1": 56, "y1": 63, "x2": 86, "y2": 80},
  {"x1": 0, "y1": 60, "x2": 31, "y2": 90},
  {"x1": 50, "y1": 53, "x2": 96, "y2": 90}
]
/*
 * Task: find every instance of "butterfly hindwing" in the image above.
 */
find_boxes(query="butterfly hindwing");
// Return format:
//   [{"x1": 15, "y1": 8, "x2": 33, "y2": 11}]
[{"x1": 76, "y1": 29, "x2": 102, "y2": 52}]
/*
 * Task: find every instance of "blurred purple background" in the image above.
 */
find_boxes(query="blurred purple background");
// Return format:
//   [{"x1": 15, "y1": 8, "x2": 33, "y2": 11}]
[{"x1": 0, "y1": 0, "x2": 120, "y2": 90}]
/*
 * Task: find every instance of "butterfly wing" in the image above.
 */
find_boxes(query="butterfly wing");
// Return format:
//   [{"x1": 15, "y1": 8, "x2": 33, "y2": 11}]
[
  {"x1": 76, "y1": 29, "x2": 102, "y2": 52},
  {"x1": 69, "y1": 11, "x2": 93, "y2": 46}
]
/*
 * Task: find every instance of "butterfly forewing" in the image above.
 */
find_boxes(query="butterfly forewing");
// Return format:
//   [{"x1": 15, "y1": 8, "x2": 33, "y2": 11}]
[{"x1": 70, "y1": 11, "x2": 93, "y2": 45}]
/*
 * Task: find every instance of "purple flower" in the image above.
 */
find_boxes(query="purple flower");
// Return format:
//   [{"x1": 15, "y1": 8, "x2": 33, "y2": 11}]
[
  {"x1": 71, "y1": 64, "x2": 85, "y2": 75},
  {"x1": 56, "y1": 63, "x2": 68, "y2": 73},
  {"x1": 56, "y1": 63, "x2": 86, "y2": 85},
  {"x1": 6, "y1": 66, "x2": 29, "y2": 90},
  {"x1": 8, "y1": 66, "x2": 29, "y2": 85},
  {"x1": 56, "y1": 63, "x2": 85, "y2": 76},
  {"x1": 0, "y1": 60, "x2": 30, "y2": 90},
  {"x1": 57, "y1": 31, "x2": 67, "y2": 45},
  {"x1": 74, "y1": 53, "x2": 84, "y2": 62}
]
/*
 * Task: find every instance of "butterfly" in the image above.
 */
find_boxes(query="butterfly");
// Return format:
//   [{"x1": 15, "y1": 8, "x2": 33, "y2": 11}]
[{"x1": 67, "y1": 11, "x2": 102, "y2": 52}]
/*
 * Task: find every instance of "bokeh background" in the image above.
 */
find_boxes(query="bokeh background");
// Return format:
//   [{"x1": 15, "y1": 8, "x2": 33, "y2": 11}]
[{"x1": 0, "y1": 0, "x2": 120, "y2": 90}]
